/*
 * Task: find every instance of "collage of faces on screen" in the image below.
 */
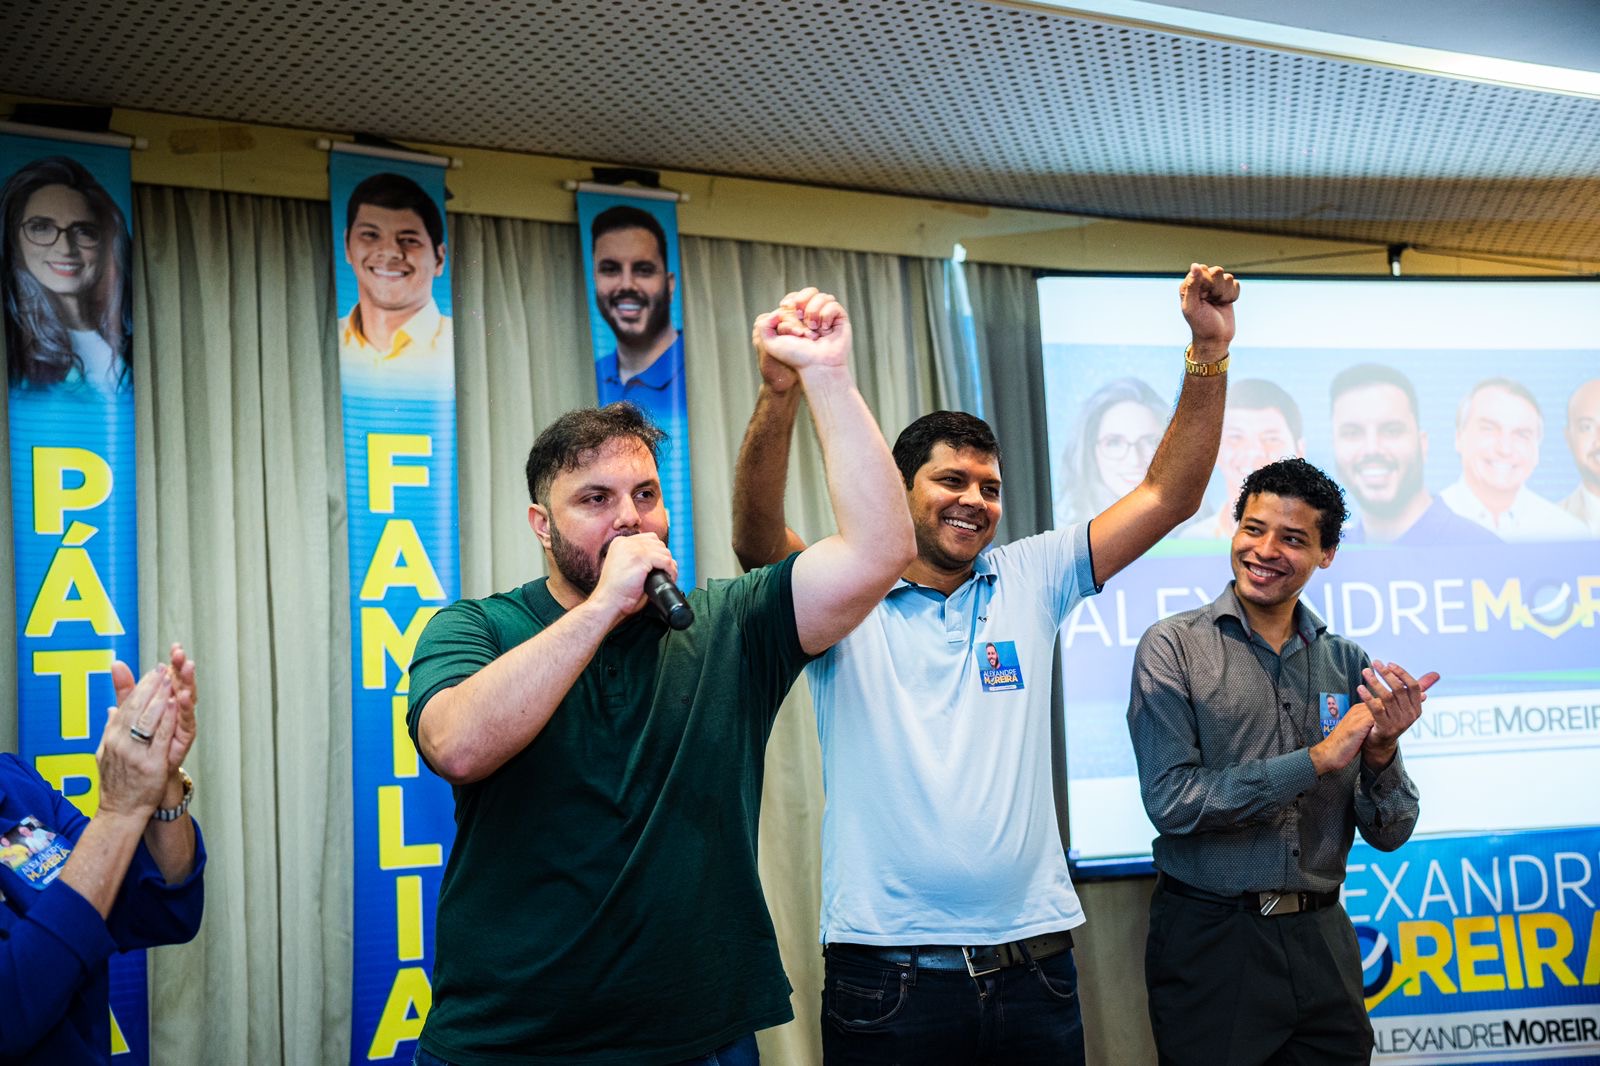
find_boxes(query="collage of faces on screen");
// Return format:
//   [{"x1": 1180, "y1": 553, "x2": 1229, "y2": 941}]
[{"x1": 1059, "y1": 366, "x2": 1600, "y2": 546}]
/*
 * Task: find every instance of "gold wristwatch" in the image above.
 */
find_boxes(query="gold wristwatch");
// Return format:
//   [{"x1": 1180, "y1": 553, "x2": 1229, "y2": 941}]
[{"x1": 1184, "y1": 343, "x2": 1229, "y2": 377}]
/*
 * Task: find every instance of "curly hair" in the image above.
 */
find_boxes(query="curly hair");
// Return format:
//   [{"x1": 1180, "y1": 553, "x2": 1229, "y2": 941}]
[
  {"x1": 1, "y1": 155, "x2": 131, "y2": 389},
  {"x1": 525, "y1": 402, "x2": 666, "y2": 506},
  {"x1": 1232, "y1": 457, "x2": 1349, "y2": 549}
]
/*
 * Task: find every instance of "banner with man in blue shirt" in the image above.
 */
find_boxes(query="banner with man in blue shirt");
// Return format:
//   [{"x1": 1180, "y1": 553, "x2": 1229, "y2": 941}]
[{"x1": 576, "y1": 189, "x2": 696, "y2": 591}]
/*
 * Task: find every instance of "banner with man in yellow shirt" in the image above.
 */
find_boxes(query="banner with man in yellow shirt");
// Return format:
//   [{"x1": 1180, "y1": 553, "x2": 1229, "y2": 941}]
[{"x1": 328, "y1": 147, "x2": 458, "y2": 1065}]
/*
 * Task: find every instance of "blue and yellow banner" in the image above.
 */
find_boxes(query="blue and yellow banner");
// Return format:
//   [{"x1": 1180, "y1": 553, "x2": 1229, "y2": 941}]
[
  {"x1": 1, "y1": 128, "x2": 144, "y2": 1056},
  {"x1": 576, "y1": 188, "x2": 695, "y2": 590},
  {"x1": 330, "y1": 147, "x2": 458, "y2": 1063},
  {"x1": 1350, "y1": 827, "x2": 1600, "y2": 1063},
  {"x1": 2, "y1": 131, "x2": 145, "y2": 1058}
]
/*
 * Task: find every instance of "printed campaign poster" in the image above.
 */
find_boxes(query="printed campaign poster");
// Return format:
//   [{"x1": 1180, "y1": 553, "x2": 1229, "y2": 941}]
[
  {"x1": 329, "y1": 146, "x2": 458, "y2": 1063},
  {"x1": 575, "y1": 188, "x2": 696, "y2": 591},
  {"x1": 979, "y1": 640, "x2": 1025, "y2": 692},
  {"x1": 1348, "y1": 827, "x2": 1600, "y2": 1063},
  {"x1": 1, "y1": 129, "x2": 147, "y2": 1059}
]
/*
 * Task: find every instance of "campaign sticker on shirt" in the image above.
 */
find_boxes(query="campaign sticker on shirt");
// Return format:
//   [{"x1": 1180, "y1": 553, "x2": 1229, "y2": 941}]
[
  {"x1": 0, "y1": 816, "x2": 71, "y2": 889},
  {"x1": 978, "y1": 641, "x2": 1025, "y2": 692},
  {"x1": 1319, "y1": 692, "x2": 1352, "y2": 738}
]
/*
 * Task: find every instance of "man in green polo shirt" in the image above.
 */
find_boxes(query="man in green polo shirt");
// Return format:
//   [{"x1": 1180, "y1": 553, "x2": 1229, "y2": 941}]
[{"x1": 405, "y1": 288, "x2": 915, "y2": 1066}]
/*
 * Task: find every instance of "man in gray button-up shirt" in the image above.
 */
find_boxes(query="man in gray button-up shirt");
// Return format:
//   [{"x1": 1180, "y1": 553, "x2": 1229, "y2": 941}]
[{"x1": 1128, "y1": 457, "x2": 1438, "y2": 1066}]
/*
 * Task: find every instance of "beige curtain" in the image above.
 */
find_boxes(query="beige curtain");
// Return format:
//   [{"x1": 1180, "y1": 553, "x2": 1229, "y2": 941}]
[
  {"x1": 0, "y1": 188, "x2": 968, "y2": 1063},
  {"x1": 450, "y1": 213, "x2": 596, "y2": 597},
  {"x1": 129, "y1": 186, "x2": 350, "y2": 1065}
]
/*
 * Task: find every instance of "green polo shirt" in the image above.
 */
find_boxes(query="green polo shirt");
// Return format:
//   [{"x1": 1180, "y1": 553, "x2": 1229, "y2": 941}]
[{"x1": 407, "y1": 555, "x2": 807, "y2": 1065}]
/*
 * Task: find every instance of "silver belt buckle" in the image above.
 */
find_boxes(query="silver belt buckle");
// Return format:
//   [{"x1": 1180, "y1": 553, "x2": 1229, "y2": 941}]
[
  {"x1": 962, "y1": 946, "x2": 1003, "y2": 978},
  {"x1": 1258, "y1": 891, "x2": 1303, "y2": 916}
]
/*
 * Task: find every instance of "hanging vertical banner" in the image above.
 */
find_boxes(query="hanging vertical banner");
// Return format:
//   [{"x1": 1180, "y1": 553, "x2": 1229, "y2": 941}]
[
  {"x1": 1350, "y1": 826, "x2": 1600, "y2": 1063},
  {"x1": 330, "y1": 147, "x2": 458, "y2": 1064},
  {"x1": 576, "y1": 188, "x2": 696, "y2": 590},
  {"x1": 1, "y1": 130, "x2": 146, "y2": 1061}
]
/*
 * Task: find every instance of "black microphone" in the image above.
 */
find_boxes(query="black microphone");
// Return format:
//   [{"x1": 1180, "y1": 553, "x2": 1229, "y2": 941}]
[{"x1": 644, "y1": 569, "x2": 694, "y2": 630}]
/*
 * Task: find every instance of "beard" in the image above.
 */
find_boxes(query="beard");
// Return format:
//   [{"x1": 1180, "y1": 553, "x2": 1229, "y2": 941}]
[
  {"x1": 1347, "y1": 453, "x2": 1426, "y2": 520},
  {"x1": 603, "y1": 287, "x2": 673, "y2": 345},
  {"x1": 549, "y1": 519, "x2": 602, "y2": 597},
  {"x1": 547, "y1": 522, "x2": 669, "y2": 598}
]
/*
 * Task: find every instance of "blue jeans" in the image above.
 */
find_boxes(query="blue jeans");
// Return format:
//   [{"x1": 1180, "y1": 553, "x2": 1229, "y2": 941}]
[
  {"x1": 413, "y1": 1033, "x2": 758, "y2": 1066},
  {"x1": 822, "y1": 944, "x2": 1086, "y2": 1064},
  {"x1": 681, "y1": 1034, "x2": 760, "y2": 1066}
]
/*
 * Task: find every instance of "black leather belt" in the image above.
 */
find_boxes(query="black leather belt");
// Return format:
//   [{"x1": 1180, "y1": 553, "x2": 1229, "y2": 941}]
[
  {"x1": 1159, "y1": 873, "x2": 1340, "y2": 917},
  {"x1": 829, "y1": 931, "x2": 1074, "y2": 978}
]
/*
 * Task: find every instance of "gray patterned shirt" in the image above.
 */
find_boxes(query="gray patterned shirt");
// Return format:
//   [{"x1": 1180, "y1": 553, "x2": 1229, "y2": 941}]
[{"x1": 1127, "y1": 582, "x2": 1419, "y2": 895}]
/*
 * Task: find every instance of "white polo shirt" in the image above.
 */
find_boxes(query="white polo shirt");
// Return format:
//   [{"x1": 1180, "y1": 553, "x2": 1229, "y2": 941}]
[
  {"x1": 807, "y1": 523, "x2": 1099, "y2": 945},
  {"x1": 1439, "y1": 479, "x2": 1588, "y2": 541}
]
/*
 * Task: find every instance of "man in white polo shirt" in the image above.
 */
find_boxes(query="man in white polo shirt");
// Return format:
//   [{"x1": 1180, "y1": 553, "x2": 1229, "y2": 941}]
[
  {"x1": 1440, "y1": 377, "x2": 1586, "y2": 541},
  {"x1": 732, "y1": 265, "x2": 1238, "y2": 1063}
]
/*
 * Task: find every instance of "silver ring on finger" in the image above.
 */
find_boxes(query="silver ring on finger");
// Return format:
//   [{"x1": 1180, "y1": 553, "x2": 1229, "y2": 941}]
[{"x1": 129, "y1": 725, "x2": 154, "y2": 744}]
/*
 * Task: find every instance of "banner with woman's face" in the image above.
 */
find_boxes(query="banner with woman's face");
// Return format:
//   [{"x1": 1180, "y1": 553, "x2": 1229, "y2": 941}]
[
  {"x1": 0, "y1": 130, "x2": 146, "y2": 1060},
  {"x1": 1, "y1": 143, "x2": 133, "y2": 394}
]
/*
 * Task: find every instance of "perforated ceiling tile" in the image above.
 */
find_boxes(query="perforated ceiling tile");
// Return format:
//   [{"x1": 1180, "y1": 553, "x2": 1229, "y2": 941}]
[{"x1": 3, "y1": 0, "x2": 1598, "y2": 261}]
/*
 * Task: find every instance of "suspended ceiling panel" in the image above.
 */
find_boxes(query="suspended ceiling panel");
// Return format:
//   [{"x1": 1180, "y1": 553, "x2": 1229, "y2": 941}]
[
  {"x1": 1138, "y1": 0, "x2": 1600, "y2": 73},
  {"x1": 3, "y1": 0, "x2": 1598, "y2": 262}
]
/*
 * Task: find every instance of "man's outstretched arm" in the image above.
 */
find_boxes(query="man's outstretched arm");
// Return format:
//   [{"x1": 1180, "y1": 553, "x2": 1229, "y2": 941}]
[
  {"x1": 757, "y1": 290, "x2": 915, "y2": 654},
  {"x1": 731, "y1": 345, "x2": 808, "y2": 571},
  {"x1": 1089, "y1": 263, "x2": 1237, "y2": 586}
]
